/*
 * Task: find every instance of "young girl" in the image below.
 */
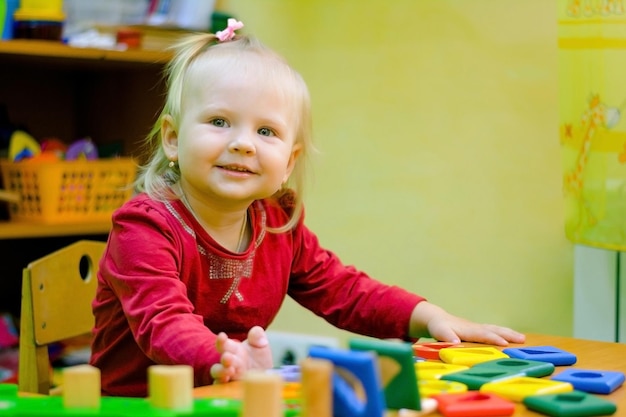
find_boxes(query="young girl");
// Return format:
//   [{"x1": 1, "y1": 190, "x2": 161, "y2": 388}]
[{"x1": 89, "y1": 19, "x2": 524, "y2": 397}]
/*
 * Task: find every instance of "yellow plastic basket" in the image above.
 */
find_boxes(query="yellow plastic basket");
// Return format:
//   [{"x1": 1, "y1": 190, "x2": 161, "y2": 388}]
[{"x1": 0, "y1": 158, "x2": 137, "y2": 224}]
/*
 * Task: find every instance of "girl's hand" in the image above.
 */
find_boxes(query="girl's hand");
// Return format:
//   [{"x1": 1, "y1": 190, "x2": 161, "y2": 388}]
[
  {"x1": 210, "y1": 326, "x2": 274, "y2": 383},
  {"x1": 410, "y1": 301, "x2": 526, "y2": 346}
]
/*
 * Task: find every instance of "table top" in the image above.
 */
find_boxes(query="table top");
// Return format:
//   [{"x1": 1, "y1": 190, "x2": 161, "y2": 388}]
[{"x1": 193, "y1": 333, "x2": 626, "y2": 416}]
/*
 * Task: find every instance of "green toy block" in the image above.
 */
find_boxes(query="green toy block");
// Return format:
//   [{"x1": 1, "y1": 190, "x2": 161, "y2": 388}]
[
  {"x1": 441, "y1": 368, "x2": 519, "y2": 390},
  {"x1": 441, "y1": 357, "x2": 555, "y2": 390},
  {"x1": 0, "y1": 383, "x2": 18, "y2": 396},
  {"x1": 0, "y1": 383, "x2": 300, "y2": 417},
  {"x1": 473, "y1": 358, "x2": 555, "y2": 378},
  {"x1": 523, "y1": 390, "x2": 617, "y2": 416},
  {"x1": 348, "y1": 338, "x2": 420, "y2": 411}
]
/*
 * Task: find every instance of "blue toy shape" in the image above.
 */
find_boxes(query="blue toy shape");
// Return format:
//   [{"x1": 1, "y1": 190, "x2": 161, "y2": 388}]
[
  {"x1": 551, "y1": 368, "x2": 625, "y2": 394},
  {"x1": 268, "y1": 365, "x2": 302, "y2": 382},
  {"x1": 309, "y1": 345, "x2": 386, "y2": 417},
  {"x1": 503, "y1": 345, "x2": 577, "y2": 366},
  {"x1": 524, "y1": 390, "x2": 617, "y2": 417},
  {"x1": 349, "y1": 338, "x2": 420, "y2": 411}
]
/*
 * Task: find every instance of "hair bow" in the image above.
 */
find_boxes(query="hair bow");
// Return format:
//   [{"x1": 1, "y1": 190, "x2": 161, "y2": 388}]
[{"x1": 216, "y1": 18, "x2": 244, "y2": 42}]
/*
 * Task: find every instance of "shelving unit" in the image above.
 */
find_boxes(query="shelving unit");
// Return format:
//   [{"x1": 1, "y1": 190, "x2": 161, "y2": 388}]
[
  {"x1": 0, "y1": 221, "x2": 112, "y2": 239},
  {"x1": 0, "y1": 39, "x2": 171, "y2": 234},
  {"x1": 0, "y1": 39, "x2": 171, "y2": 63},
  {"x1": 0, "y1": 39, "x2": 173, "y2": 315}
]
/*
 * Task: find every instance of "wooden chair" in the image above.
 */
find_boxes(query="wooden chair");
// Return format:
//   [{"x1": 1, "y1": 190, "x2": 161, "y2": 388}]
[{"x1": 18, "y1": 239, "x2": 106, "y2": 394}]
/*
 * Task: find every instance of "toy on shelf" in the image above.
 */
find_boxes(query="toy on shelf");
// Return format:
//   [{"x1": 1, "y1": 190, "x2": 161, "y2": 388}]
[
  {"x1": 7, "y1": 130, "x2": 40, "y2": 162},
  {"x1": 40, "y1": 138, "x2": 67, "y2": 159},
  {"x1": 8, "y1": 133, "x2": 100, "y2": 163},
  {"x1": 65, "y1": 138, "x2": 99, "y2": 161}
]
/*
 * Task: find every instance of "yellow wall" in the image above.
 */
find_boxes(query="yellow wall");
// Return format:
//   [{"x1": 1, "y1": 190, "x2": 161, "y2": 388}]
[{"x1": 226, "y1": 0, "x2": 572, "y2": 342}]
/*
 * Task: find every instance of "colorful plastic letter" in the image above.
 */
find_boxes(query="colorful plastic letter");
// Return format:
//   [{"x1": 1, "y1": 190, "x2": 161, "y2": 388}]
[
  {"x1": 502, "y1": 346, "x2": 577, "y2": 366},
  {"x1": 415, "y1": 362, "x2": 469, "y2": 380},
  {"x1": 349, "y1": 338, "x2": 420, "y2": 411},
  {"x1": 480, "y1": 376, "x2": 573, "y2": 402},
  {"x1": 418, "y1": 379, "x2": 467, "y2": 398},
  {"x1": 309, "y1": 345, "x2": 386, "y2": 417},
  {"x1": 472, "y1": 358, "x2": 555, "y2": 378},
  {"x1": 439, "y1": 347, "x2": 509, "y2": 366},
  {"x1": 441, "y1": 369, "x2": 519, "y2": 390},
  {"x1": 412, "y1": 341, "x2": 461, "y2": 360},
  {"x1": 524, "y1": 390, "x2": 617, "y2": 417},
  {"x1": 433, "y1": 392, "x2": 515, "y2": 416},
  {"x1": 551, "y1": 368, "x2": 625, "y2": 394}
]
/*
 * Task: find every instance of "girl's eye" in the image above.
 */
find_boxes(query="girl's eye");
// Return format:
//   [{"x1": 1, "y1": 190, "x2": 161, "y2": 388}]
[
  {"x1": 258, "y1": 127, "x2": 275, "y2": 137},
  {"x1": 210, "y1": 118, "x2": 229, "y2": 128}
]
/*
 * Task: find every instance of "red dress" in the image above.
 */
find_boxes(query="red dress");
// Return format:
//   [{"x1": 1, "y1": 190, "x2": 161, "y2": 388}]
[{"x1": 90, "y1": 192, "x2": 425, "y2": 396}]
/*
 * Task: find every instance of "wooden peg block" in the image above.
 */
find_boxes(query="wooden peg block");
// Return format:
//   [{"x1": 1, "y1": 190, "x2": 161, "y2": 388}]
[
  {"x1": 148, "y1": 365, "x2": 193, "y2": 411},
  {"x1": 301, "y1": 357, "x2": 333, "y2": 417},
  {"x1": 62, "y1": 364, "x2": 101, "y2": 409},
  {"x1": 242, "y1": 371, "x2": 283, "y2": 417}
]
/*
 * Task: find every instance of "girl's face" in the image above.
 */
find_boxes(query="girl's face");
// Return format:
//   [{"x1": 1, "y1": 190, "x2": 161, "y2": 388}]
[{"x1": 162, "y1": 54, "x2": 301, "y2": 209}]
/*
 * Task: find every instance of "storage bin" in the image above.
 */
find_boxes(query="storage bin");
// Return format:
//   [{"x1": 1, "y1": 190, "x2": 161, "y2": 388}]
[{"x1": 0, "y1": 158, "x2": 136, "y2": 224}]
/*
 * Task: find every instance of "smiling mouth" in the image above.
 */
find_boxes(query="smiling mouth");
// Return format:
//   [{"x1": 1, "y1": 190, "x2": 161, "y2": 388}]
[{"x1": 220, "y1": 165, "x2": 252, "y2": 173}]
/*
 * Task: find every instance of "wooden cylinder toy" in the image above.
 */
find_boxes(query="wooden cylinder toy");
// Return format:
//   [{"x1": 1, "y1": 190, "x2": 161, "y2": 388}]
[
  {"x1": 148, "y1": 364, "x2": 193, "y2": 411},
  {"x1": 62, "y1": 364, "x2": 101, "y2": 409},
  {"x1": 300, "y1": 357, "x2": 333, "y2": 417},
  {"x1": 241, "y1": 371, "x2": 283, "y2": 417}
]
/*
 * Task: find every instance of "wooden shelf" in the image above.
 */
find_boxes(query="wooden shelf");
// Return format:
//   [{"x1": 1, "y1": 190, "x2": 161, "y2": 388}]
[
  {"x1": 0, "y1": 221, "x2": 112, "y2": 239},
  {"x1": 0, "y1": 39, "x2": 172, "y2": 65},
  {"x1": 0, "y1": 40, "x2": 167, "y2": 240}
]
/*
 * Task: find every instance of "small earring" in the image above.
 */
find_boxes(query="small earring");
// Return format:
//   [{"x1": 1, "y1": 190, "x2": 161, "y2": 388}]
[{"x1": 168, "y1": 160, "x2": 175, "y2": 168}]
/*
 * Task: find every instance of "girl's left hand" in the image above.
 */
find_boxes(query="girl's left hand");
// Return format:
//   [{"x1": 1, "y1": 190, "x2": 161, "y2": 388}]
[{"x1": 410, "y1": 301, "x2": 526, "y2": 346}]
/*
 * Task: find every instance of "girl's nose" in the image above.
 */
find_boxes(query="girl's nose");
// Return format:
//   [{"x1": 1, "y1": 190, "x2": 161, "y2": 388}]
[{"x1": 228, "y1": 131, "x2": 256, "y2": 154}]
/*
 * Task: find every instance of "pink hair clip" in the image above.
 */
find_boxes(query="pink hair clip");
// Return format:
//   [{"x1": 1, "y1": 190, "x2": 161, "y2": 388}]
[{"x1": 215, "y1": 18, "x2": 244, "y2": 42}]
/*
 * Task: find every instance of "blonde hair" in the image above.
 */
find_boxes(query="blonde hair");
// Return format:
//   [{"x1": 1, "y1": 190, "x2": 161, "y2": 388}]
[{"x1": 135, "y1": 33, "x2": 313, "y2": 233}]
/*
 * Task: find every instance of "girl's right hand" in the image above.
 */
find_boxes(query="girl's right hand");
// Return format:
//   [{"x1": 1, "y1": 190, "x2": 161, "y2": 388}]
[{"x1": 210, "y1": 326, "x2": 274, "y2": 383}]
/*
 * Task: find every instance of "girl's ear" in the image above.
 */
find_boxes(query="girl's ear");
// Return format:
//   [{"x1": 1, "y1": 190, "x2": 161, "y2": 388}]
[
  {"x1": 283, "y1": 143, "x2": 302, "y2": 183},
  {"x1": 161, "y1": 115, "x2": 179, "y2": 160}
]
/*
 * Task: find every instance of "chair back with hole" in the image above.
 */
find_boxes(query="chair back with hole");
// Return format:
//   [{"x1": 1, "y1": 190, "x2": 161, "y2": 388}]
[{"x1": 18, "y1": 239, "x2": 106, "y2": 394}]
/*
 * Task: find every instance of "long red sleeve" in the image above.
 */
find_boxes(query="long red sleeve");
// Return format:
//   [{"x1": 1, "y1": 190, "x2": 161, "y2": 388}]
[{"x1": 90, "y1": 193, "x2": 425, "y2": 397}]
